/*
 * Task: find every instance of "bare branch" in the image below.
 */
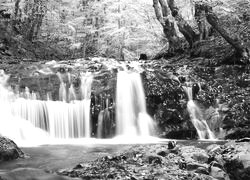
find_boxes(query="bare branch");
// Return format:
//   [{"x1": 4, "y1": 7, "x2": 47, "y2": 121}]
[
  {"x1": 159, "y1": 0, "x2": 171, "y2": 17},
  {"x1": 153, "y1": 0, "x2": 164, "y2": 26}
]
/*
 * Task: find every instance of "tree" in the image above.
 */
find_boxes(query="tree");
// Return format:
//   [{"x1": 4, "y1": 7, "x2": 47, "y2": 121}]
[
  {"x1": 93, "y1": 0, "x2": 164, "y2": 60},
  {"x1": 153, "y1": 0, "x2": 249, "y2": 63},
  {"x1": 13, "y1": 0, "x2": 49, "y2": 41}
]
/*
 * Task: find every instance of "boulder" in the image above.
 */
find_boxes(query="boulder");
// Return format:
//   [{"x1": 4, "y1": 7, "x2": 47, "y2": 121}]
[
  {"x1": 192, "y1": 152, "x2": 209, "y2": 163},
  {"x1": 187, "y1": 162, "x2": 208, "y2": 171},
  {"x1": 206, "y1": 144, "x2": 221, "y2": 155},
  {"x1": 0, "y1": 136, "x2": 24, "y2": 161},
  {"x1": 195, "y1": 166, "x2": 209, "y2": 175},
  {"x1": 209, "y1": 166, "x2": 230, "y2": 180},
  {"x1": 239, "y1": 153, "x2": 250, "y2": 168}
]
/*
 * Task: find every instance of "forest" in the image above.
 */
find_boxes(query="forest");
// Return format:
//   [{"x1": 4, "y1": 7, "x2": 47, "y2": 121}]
[{"x1": 0, "y1": 0, "x2": 250, "y2": 180}]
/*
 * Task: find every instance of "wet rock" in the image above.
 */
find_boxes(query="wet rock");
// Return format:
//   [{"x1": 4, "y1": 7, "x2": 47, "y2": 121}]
[
  {"x1": 225, "y1": 128, "x2": 250, "y2": 140},
  {"x1": 236, "y1": 137, "x2": 250, "y2": 142},
  {"x1": 147, "y1": 155, "x2": 162, "y2": 164},
  {"x1": 192, "y1": 152, "x2": 209, "y2": 163},
  {"x1": 0, "y1": 136, "x2": 24, "y2": 161},
  {"x1": 206, "y1": 144, "x2": 221, "y2": 155},
  {"x1": 209, "y1": 160, "x2": 223, "y2": 169},
  {"x1": 186, "y1": 162, "x2": 208, "y2": 171},
  {"x1": 239, "y1": 167, "x2": 250, "y2": 180},
  {"x1": 139, "y1": 54, "x2": 148, "y2": 60},
  {"x1": 157, "y1": 150, "x2": 169, "y2": 157},
  {"x1": 195, "y1": 166, "x2": 209, "y2": 175},
  {"x1": 180, "y1": 146, "x2": 208, "y2": 163},
  {"x1": 209, "y1": 166, "x2": 229, "y2": 180},
  {"x1": 168, "y1": 140, "x2": 177, "y2": 149},
  {"x1": 178, "y1": 158, "x2": 187, "y2": 169},
  {"x1": 239, "y1": 153, "x2": 250, "y2": 169}
]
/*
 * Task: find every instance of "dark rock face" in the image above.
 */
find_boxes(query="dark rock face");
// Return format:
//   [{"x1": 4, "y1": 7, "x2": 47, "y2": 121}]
[
  {"x1": 139, "y1": 53, "x2": 148, "y2": 60},
  {"x1": 0, "y1": 136, "x2": 24, "y2": 161}
]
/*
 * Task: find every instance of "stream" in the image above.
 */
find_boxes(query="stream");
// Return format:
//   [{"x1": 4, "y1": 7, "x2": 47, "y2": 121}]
[{"x1": 0, "y1": 140, "x2": 226, "y2": 172}]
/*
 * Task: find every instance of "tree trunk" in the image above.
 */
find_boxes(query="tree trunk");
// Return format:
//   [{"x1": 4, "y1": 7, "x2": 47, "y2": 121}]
[
  {"x1": 199, "y1": 4, "x2": 249, "y2": 62},
  {"x1": 14, "y1": 0, "x2": 21, "y2": 18},
  {"x1": 153, "y1": 0, "x2": 249, "y2": 62},
  {"x1": 152, "y1": 0, "x2": 200, "y2": 59}
]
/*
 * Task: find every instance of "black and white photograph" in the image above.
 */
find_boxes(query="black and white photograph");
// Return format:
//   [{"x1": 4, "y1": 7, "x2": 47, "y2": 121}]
[{"x1": 0, "y1": 0, "x2": 249, "y2": 179}]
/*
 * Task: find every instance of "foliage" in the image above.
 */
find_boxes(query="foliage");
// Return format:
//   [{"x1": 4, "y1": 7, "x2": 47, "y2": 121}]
[{"x1": 92, "y1": 0, "x2": 164, "y2": 60}]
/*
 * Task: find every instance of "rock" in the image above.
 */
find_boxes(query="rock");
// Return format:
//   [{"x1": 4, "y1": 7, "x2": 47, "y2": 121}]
[
  {"x1": 206, "y1": 144, "x2": 221, "y2": 154},
  {"x1": 147, "y1": 155, "x2": 162, "y2": 165},
  {"x1": 236, "y1": 137, "x2": 250, "y2": 142},
  {"x1": 192, "y1": 152, "x2": 209, "y2": 163},
  {"x1": 0, "y1": 136, "x2": 24, "y2": 161},
  {"x1": 239, "y1": 153, "x2": 250, "y2": 169},
  {"x1": 186, "y1": 162, "x2": 207, "y2": 171},
  {"x1": 240, "y1": 166, "x2": 250, "y2": 180},
  {"x1": 209, "y1": 160, "x2": 223, "y2": 169},
  {"x1": 157, "y1": 150, "x2": 169, "y2": 157},
  {"x1": 209, "y1": 166, "x2": 229, "y2": 180},
  {"x1": 195, "y1": 167, "x2": 209, "y2": 175},
  {"x1": 168, "y1": 140, "x2": 176, "y2": 149},
  {"x1": 178, "y1": 158, "x2": 187, "y2": 169},
  {"x1": 180, "y1": 145, "x2": 208, "y2": 163},
  {"x1": 139, "y1": 54, "x2": 148, "y2": 60}
]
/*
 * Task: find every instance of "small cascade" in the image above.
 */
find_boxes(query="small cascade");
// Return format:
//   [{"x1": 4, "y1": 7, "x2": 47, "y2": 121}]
[
  {"x1": 0, "y1": 70, "x2": 93, "y2": 142},
  {"x1": 116, "y1": 71, "x2": 155, "y2": 137},
  {"x1": 0, "y1": 70, "x2": 49, "y2": 145},
  {"x1": 183, "y1": 86, "x2": 216, "y2": 140},
  {"x1": 97, "y1": 98, "x2": 113, "y2": 138}
]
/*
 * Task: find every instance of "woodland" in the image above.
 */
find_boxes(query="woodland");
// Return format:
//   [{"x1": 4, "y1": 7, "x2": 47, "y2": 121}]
[{"x1": 0, "y1": 0, "x2": 250, "y2": 180}]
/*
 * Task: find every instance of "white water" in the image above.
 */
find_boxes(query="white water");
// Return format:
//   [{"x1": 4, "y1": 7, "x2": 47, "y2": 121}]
[
  {"x1": 0, "y1": 70, "x2": 93, "y2": 145},
  {"x1": 183, "y1": 86, "x2": 216, "y2": 140},
  {"x1": 0, "y1": 68, "x2": 158, "y2": 146},
  {"x1": 116, "y1": 71, "x2": 155, "y2": 138}
]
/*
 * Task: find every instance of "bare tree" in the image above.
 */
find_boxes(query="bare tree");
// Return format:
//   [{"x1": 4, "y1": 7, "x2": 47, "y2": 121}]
[{"x1": 153, "y1": 0, "x2": 249, "y2": 62}]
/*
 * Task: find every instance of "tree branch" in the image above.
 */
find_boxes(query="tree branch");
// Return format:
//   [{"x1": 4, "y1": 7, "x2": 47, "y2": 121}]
[
  {"x1": 153, "y1": 0, "x2": 164, "y2": 26},
  {"x1": 199, "y1": 4, "x2": 249, "y2": 61},
  {"x1": 159, "y1": 0, "x2": 171, "y2": 17}
]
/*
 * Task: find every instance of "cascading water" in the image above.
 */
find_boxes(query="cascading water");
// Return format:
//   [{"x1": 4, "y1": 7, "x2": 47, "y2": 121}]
[
  {"x1": 0, "y1": 69, "x2": 93, "y2": 145},
  {"x1": 0, "y1": 64, "x2": 158, "y2": 146},
  {"x1": 97, "y1": 98, "x2": 113, "y2": 138},
  {"x1": 116, "y1": 71, "x2": 155, "y2": 137},
  {"x1": 183, "y1": 85, "x2": 216, "y2": 140}
]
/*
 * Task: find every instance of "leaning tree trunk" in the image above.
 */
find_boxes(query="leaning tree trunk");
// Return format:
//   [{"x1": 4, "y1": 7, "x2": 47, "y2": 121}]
[
  {"x1": 152, "y1": 0, "x2": 201, "y2": 58},
  {"x1": 153, "y1": 0, "x2": 249, "y2": 62},
  {"x1": 197, "y1": 4, "x2": 249, "y2": 63}
]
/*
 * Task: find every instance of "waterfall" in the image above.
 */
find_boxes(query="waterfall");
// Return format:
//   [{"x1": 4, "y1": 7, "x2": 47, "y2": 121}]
[
  {"x1": 116, "y1": 71, "x2": 155, "y2": 137},
  {"x1": 0, "y1": 68, "x2": 157, "y2": 145},
  {"x1": 97, "y1": 98, "x2": 112, "y2": 138},
  {"x1": 0, "y1": 70, "x2": 93, "y2": 143},
  {"x1": 183, "y1": 86, "x2": 216, "y2": 140}
]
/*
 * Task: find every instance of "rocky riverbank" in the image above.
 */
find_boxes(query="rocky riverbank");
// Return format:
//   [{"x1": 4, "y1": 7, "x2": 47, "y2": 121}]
[
  {"x1": 1, "y1": 136, "x2": 250, "y2": 180},
  {"x1": 57, "y1": 140, "x2": 250, "y2": 180}
]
